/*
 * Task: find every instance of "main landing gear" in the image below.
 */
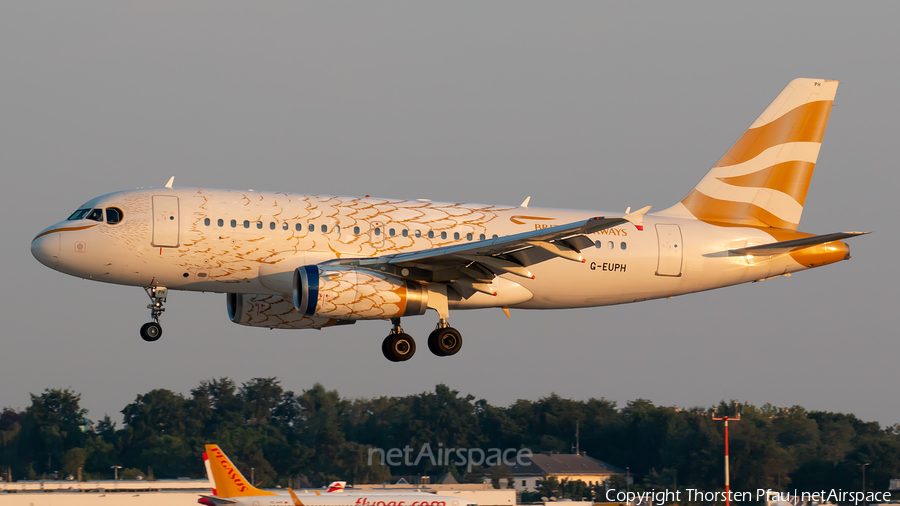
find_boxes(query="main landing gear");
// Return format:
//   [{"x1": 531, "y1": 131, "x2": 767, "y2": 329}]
[
  {"x1": 428, "y1": 319, "x2": 463, "y2": 357},
  {"x1": 380, "y1": 318, "x2": 463, "y2": 362},
  {"x1": 382, "y1": 318, "x2": 416, "y2": 362},
  {"x1": 140, "y1": 286, "x2": 167, "y2": 342}
]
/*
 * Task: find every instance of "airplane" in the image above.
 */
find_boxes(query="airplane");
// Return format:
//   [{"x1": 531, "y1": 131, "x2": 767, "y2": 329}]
[
  {"x1": 200, "y1": 444, "x2": 477, "y2": 506},
  {"x1": 30, "y1": 78, "x2": 868, "y2": 362}
]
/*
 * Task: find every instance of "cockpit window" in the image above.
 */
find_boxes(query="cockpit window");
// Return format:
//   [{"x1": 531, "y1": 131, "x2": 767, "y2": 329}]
[
  {"x1": 86, "y1": 209, "x2": 103, "y2": 222},
  {"x1": 67, "y1": 208, "x2": 91, "y2": 221},
  {"x1": 106, "y1": 207, "x2": 123, "y2": 224}
]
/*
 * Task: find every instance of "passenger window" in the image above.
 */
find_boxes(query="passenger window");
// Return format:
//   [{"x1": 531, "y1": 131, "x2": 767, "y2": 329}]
[
  {"x1": 492, "y1": 234, "x2": 498, "y2": 239},
  {"x1": 67, "y1": 208, "x2": 91, "y2": 221},
  {"x1": 105, "y1": 207, "x2": 123, "y2": 224},
  {"x1": 243, "y1": 220, "x2": 250, "y2": 228},
  {"x1": 415, "y1": 230, "x2": 422, "y2": 238},
  {"x1": 621, "y1": 242, "x2": 627, "y2": 250},
  {"x1": 321, "y1": 224, "x2": 328, "y2": 233},
  {"x1": 402, "y1": 229, "x2": 409, "y2": 237},
  {"x1": 256, "y1": 221, "x2": 263, "y2": 229},
  {"x1": 595, "y1": 241, "x2": 602, "y2": 249},
  {"x1": 335, "y1": 225, "x2": 340, "y2": 234},
  {"x1": 608, "y1": 241, "x2": 614, "y2": 249},
  {"x1": 86, "y1": 209, "x2": 103, "y2": 222},
  {"x1": 295, "y1": 223, "x2": 302, "y2": 231},
  {"x1": 282, "y1": 222, "x2": 288, "y2": 231},
  {"x1": 308, "y1": 224, "x2": 315, "y2": 232},
  {"x1": 374, "y1": 227, "x2": 381, "y2": 236},
  {"x1": 440, "y1": 231, "x2": 447, "y2": 239},
  {"x1": 480, "y1": 234, "x2": 486, "y2": 241},
  {"x1": 354, "y1": 226, "x2": 360, "y2": 234},
  {"x1": 466, "y1": 233, "x2": 473, "y2": 241},
  {"x1": 454, "y1": 232, "x2": 460, "y2": 240},
  {"x1": 389, "y1": 228, "x2": 395, "y2": 237},
  {"x1": 204, "y1": 218, "x2": 210, "y2": 226},
  {"x1": 231, "y1": 219, "x2": 237, "y2": 228},
  {"x1": 218, "y1": 219, "x2": 224, "y2": 227},
  {"x1": 428, "y1": 231, "x2": 434, "y2": 239},
  {"x1": 270, "y1": 222, "x2": 276, "y2": 230}
]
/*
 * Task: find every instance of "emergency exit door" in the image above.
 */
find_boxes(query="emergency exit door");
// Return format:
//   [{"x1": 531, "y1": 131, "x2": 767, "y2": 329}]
[
  {"x1": 655, "y1": 224, "x2": 683, "y2": 276},
  {"x1": 151, "y1": 195, "x2": 180, "y2": 247}
]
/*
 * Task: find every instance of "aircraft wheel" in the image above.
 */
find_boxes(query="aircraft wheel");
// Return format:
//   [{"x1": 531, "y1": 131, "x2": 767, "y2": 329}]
[
  {"x1": 430, "y1": 327, "x2": 462, "y2": 357},
  {"x1": 140, "y1": 322, "x2": 162, "y2": 342},
  {"x1": 382, "y1": 333, "x2": 416, "y2": 362}
]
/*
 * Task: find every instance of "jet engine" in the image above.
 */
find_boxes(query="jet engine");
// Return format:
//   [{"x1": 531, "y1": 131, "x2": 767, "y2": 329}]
[
  {"x1": 226, "y1": 293, "x2": 352, "y2": 330},
  {"x1": 293, "y1": 265, "x2": 428, "y2": 320}
]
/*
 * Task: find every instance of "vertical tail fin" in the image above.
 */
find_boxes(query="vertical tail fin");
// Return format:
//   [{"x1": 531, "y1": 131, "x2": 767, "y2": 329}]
[
  {"x1": 663, "y1": 78, "x2": 838, "y2": 230},
  {"x1": 203, "y1": 452, "x2": 217, "y2": 496},
  {"x1": 205, "y1": 444, "x2": 276, "y2": 498}
]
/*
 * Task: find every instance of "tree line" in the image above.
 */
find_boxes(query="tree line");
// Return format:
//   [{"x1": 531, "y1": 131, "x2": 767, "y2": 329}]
[{"x1": 1, "y1": 380, "x2": 898, "y2": 501}]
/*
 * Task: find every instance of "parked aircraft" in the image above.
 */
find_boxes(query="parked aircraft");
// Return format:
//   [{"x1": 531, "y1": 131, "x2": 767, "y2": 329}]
[
  {"x1": 200, "y1": 445, "x2": 475, "y2": 506},
  {"x1": 31, "y1": 78, "x2": 867, "y2": 361}
]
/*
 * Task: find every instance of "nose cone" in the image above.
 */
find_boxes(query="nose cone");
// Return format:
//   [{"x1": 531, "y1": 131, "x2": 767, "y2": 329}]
[{"x1": 31, "y1": 231, "x2": 60, "y2": 269}]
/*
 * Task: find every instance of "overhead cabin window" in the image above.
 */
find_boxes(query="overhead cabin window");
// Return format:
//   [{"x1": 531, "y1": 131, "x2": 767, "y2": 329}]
[
  {"x1": 353, "y1": 226, "x2": 360, "y2": 234},
  {"x1": 243, "y1": 220, "x2": 250, "y2": 229},
  {"x1": 105, "y1": 207, "x2": 123, "y2": 224},
  {"x1": 86, "y1": 209, "x2": 103, "y2": 222},
  {"x1": 67, "y1": 208, "x2": 91, "y2": 221},
  {"x1": 204, "y1": 218, "x2": 210, "y2": 226},
  {"x1": 218, "y1": 219, "x2": 224, "y2": 227},
  {"x1": 231, "y1": 219, "x2": 237, "y2": 228}
]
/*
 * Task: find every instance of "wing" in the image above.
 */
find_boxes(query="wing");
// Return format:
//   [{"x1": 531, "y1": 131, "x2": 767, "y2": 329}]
[
  {"x1": 729, "y1": 231, "x2": 870, "y2": 256},
  {"x1": 330, "y1": 207, "x2": 650, "y2": 291}
]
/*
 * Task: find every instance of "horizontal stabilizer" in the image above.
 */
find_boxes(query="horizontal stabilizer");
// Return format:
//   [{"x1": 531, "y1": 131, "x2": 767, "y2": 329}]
[{"x1": 730, "y1": 231, "x2": 870, "y2": 256}]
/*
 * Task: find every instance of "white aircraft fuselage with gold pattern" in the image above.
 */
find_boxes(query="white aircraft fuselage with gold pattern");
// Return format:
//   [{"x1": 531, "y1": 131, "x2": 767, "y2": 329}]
[{"x1": 31, "y1": 78, "x2": 865, "y2": 344}]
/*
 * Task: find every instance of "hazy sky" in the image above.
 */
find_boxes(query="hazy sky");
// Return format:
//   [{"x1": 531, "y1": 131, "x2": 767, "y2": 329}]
[{"x1": 2, "y1": 2, "x2": 897, "y2": 427}]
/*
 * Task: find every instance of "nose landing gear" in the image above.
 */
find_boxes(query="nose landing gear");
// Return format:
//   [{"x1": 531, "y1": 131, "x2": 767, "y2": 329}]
[
  {"x1": 140, "y1": 286, "x2": 167, "y2": 342},
  {"x1": 382, "y1": 318, "x2": 416, "y2": 362}
]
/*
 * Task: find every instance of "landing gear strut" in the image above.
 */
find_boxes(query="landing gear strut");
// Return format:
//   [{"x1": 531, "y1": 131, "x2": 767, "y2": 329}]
[
  {"x1": 140, "y1": 286, "x2": 167, "y2": 342},
  {"x1": 427, "y1": 319, "x2": 462, "y2": 357},
  {"x1": 382, "y1": 318, "x2": 416, "y2": 362}
]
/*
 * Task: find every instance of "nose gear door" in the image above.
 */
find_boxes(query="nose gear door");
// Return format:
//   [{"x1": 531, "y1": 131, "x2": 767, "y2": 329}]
[{"x1": 151, "y1": 195, "x2": 180, "y2": 247}]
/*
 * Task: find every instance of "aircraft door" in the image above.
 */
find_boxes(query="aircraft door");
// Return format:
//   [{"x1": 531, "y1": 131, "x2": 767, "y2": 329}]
[
  {"x1": 655, "y1": 224, "x2": 682, "y2": 276},
  {"x1": 369, "y1": 221, "x2": 385, "y2": 249},
  {"x1": 151, "y1": 195, "x2": 180, "y2": 247}
]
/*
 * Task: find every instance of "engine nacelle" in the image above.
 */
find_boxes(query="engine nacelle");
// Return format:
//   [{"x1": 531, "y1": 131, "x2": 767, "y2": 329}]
[
  {"x1": 293, "y1": 266, "x2": 428, "y2": 320},
  {"x1": 226, "y1": 293, "x2": 353, "y2": 330}
]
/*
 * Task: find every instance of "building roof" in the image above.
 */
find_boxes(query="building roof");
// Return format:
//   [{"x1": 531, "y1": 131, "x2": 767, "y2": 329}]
[{"x1": 505, "y1": 453, "x2": 626, "y2": 477}]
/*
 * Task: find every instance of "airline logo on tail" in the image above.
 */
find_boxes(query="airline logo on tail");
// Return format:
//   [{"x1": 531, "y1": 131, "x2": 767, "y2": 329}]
[
  {"x1": 327, "y1": 481, "x2": 347, "y2": 492},
  {"x1": 677, "y1": 78, "x2": 838, "y2": 230},
  {"x1": 206, "y1": 444, "x2": 277, "y2": 498}
]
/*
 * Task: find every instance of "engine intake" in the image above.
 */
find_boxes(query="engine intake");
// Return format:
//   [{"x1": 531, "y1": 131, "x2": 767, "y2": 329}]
[{"x1": 293, "y1": 265, "x2": 428, "y2": 320}]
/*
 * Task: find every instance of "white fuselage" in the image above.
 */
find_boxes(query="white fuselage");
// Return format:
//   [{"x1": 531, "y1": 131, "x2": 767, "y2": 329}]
[{"x1": 32, "y1": 187, "x2": 840, "y2": 314}]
